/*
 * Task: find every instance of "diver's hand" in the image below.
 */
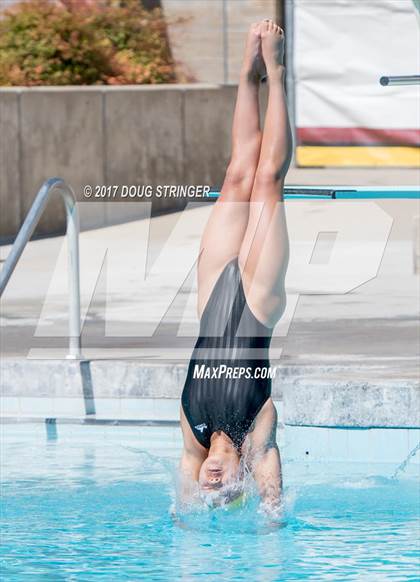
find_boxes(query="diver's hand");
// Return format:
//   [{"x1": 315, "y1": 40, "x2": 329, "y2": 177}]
[{"x1": 258, "y1": 497, "x2": 286, "y2": 529}]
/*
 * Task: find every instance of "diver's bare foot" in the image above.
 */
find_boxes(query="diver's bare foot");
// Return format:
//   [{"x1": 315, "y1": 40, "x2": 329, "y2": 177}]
[
  {"x1": 241, "y1": 22, "x2": 265, "y2": 83},
  {"x1": 260, "y1": 19, "x2": 285, "y2": 78}
]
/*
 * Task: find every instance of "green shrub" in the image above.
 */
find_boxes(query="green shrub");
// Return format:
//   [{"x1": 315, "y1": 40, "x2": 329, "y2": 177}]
[{"x1": 0, "y1": 0, "x2": 176, "y2": 85}]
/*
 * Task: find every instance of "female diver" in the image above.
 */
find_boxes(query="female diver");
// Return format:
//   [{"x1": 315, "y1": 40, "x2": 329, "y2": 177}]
[{"x1": 179, "y1": 20, "x2": 292, "y2": 511}]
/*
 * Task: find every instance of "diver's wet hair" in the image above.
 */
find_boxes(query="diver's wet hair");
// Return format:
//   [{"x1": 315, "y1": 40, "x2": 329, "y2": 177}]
[{"x1": 200, "y1": 483, "x2": 244, "y2": 509}]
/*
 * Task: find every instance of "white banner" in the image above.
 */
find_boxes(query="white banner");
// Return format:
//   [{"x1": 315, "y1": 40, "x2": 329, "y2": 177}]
[{"x1": 292, "y1": 0, "x2": 420, "y2": 165}]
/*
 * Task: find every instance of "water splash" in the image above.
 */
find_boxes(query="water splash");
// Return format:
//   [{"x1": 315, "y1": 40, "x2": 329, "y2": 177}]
[
  {"x1": 172, "y1": 493, "x2": 290, "y2": 534},
  {"x1": 335, "y1": 475, "x2": 393, "y2": 489},
  {"x1": 392, "y1": 441, "x2": 420, "y2": 480},
  {"x1": 122, "y1": 445, "x2": 297, "y2": 532}
]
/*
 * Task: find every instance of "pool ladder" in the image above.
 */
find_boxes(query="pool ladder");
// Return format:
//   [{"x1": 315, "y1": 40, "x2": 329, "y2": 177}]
[{"x1": 0, "y1": 177, "x2": 81, "y2": 359}]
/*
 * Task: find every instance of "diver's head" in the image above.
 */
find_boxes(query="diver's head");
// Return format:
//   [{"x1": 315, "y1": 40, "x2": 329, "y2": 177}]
[{"x1": 198, "y1": 432, "x2": 244, "y2": 507}]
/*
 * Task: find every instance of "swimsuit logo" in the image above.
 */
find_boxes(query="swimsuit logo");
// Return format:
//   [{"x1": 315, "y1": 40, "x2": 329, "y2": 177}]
[{"x1": 194, "y1": 423, "x2": 208, "y2": 433}]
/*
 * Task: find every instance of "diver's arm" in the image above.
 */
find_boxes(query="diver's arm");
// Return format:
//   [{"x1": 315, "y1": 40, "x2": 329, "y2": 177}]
[
  {"x1": 178, "y1": 407, "x2": 207, "y2": 506},
  {"x1": 178, "y1": 448, "x2": 205, "y2": 508},
  {"x1": 173, "y1": 449, "x2": 203, "y2": 514},
  {"x1": 248, "y1": 399, "x2": 282, "y2": 509},
  {"x1": 179, "y1": 448, "x2": 202, "y2": 482},
  {"x1": 252, "y1": 442, "x2": 282, "y2": 509}
]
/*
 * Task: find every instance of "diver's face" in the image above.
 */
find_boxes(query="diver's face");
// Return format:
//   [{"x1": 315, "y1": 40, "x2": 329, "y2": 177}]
[{"x1": 198, "y1": 455, "x2": 240, "y2": 492}]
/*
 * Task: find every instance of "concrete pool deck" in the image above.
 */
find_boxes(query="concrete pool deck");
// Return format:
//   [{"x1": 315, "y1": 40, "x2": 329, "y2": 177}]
[{"x1": 1, "y1": 167, "x2": 419, "y2": 427}]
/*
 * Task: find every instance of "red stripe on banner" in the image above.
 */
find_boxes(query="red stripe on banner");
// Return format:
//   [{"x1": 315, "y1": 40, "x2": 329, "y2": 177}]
[{"x1": 297, "y1": 127, "x2": 420, "y2": 146}]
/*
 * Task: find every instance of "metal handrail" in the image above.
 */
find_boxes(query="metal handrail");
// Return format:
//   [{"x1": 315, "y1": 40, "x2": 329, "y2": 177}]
[
  {"x1": 0, "y1": 178, "x2": 81, "y2": 359},
  {"x1": 380, "y1": 75, "x2": 420, "y2": 86}
]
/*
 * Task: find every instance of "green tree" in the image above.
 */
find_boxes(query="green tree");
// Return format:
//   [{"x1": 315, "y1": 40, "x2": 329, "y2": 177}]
[{"x1": 0, "y1": 0, "x2": 176, "y2": 85}]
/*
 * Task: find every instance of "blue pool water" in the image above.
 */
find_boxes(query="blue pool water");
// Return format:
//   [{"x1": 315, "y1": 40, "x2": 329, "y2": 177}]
[{"x1": 1, "y1": 424, "x2": 419, "y2": 580}]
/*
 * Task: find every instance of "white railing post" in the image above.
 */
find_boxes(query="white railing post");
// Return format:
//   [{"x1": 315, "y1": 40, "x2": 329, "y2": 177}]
[{"x1": 0, "y1": 177, "x2": 82, "y2": 359}]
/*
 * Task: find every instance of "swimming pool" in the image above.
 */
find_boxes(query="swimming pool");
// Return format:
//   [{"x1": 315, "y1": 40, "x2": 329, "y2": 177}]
[{"x1": 1, "y1": 423, "x2": 418, "y2": 580}]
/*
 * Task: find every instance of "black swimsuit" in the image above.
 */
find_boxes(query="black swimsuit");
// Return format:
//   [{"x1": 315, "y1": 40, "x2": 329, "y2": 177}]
[{"x1": 181, "y1": 257, "x2": 273, "y2": 450}]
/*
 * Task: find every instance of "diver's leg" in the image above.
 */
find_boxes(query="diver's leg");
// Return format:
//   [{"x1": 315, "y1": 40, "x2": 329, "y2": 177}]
[
  {"x1": 239, "y1": 20, "x2": 292, "y2": 327},
  {"x1": 197, "y1": 23, "x2": 263, "y2": 316}
]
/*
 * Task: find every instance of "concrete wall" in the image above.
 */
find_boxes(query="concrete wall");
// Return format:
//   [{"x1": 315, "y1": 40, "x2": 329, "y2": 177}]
[
  {"x1": 2, "y1": 359, "x2": 419, "y2": 427},
  {"x1": 0, "y1": 85, "x2": 239, "y2": 239}
]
